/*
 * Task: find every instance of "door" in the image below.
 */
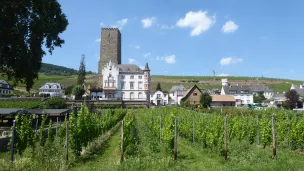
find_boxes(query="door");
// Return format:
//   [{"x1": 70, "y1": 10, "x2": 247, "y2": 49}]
[{"x1": 157, "y1": 100, "x2": 161, "y2": 106}]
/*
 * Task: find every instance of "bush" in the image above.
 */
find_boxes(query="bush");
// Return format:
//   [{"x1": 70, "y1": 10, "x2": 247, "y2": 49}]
[
  {"x1": 44, "y1": 97, "x2": 67, "y2": 109},
  {"x1": 72, "y1": 85, "x2": 85, "y2": 100}
]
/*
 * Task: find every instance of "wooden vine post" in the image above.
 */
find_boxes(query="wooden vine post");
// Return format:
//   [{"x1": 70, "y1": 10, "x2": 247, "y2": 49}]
[
  {"x1": 192, "y1": 117, "x2": 195, "y2": 143},
  {"x1": 256, "y1": 115, "x2": 260, "y2": 145},
  {"x1": 10, "y1": 120, "x2": 16, "y2": 163},
  {"x1": 121, "y1": 119, "x2": 124, "y2": 162},
  {"x1": 160, "y1": 116, "x2": 162, "y2": 142},
  {"x1": 66, "y1": 119, "x2": 69, "y2": 162},
  {"x1": 272, "y1": 115, "x2": 276, "y2": 159},
  {"x1": 174, "y1": 118, "x2": 177, "y2": 161},
  {"x1": 224, "y1": 114, "x2": 228, "y2": 160}
]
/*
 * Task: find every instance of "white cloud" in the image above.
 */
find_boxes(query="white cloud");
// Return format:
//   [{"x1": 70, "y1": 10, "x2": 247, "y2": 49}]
[
  {"x1": 144, "y1": 53, "x2": 151, "y2": 58},
  {"x1": 100, "y1": 22, "x2": 105, "y2": 27},
  {"x1": 176, "y1": 10, "x2": 216, "y2": 36},
  {"x1": 217, "y1": 73, "x2": 229, "y2": 76},
  {"x1": 111, "y1": 18, "x2": 128, "y2": 30},
  {"x1": 163, "y1": 55, "x2": 176, "y2": 64},
  {"x1": 222, "y1": 20, "x2": 239, "y2": 33},
  {"x1": 95, "y1": 38, "x2": 101, "y2": 42},
  {"x1": 159, "y1": 24, "x2": 175, "y2": 29},
  {"x1": 141, "y1": 17, "x2": 156, "y2": 28},
  {"x1": 134, "y1": 45, "x2": 140, "y2": 49},
  {"x1": 128, "y1": 58, "x2": 135, "y2": 64},
  {"x1": 156, "y1": 55, "x2": 176, "y2": 64},
  {"x1": 220, "y1": 57, "x2": 243, "y2": 65}
]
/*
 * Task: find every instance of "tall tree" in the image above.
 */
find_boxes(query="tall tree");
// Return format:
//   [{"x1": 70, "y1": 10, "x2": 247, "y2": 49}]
[
  {"x1": 77, "y1": 54, "x2": 86, "y2": 85},
  {"x1": 285, "y1": 89, "x2": 300, "y2": 109},
  {"x1": 200, "y1": 92, "x2": 212, "y2": 108},
  {"x1": 156, "y1": 82, "x2": 162, "y2": 91},
  {"x1": 0, "y1": 0, "x2": 68, "y2": 91},
  {"x1": 253, "y1": 93, "x2": 266, "y2": 103}
]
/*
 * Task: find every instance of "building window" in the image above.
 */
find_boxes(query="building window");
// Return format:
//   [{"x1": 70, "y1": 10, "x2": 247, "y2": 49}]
[
  {"x1": 138, "y1": 75, "x2": 142, "y2": 79},
  {"x1": 130, "y1": 75, "x2": 134, "y2": 79},
  {"x1": 130, "y1": 92, "x2": 134, "y2": 99},
  {"x1": 138, "y1": 82, "x2": 142, "y2": 89},
  {"x1": 247, "y1": 100, "x2": 250, "y2": 104},
  {"x1": 121, "y1": 92, "x2": 125, "y2": 99},
  {"x1": 138, "y1": 92, "x2": 142, "y2": 99},
  {"x1": 121, "y1": 82, "x2": 125, "y2": 89},
  {"x1": 151, "y1": 100, "x2": 153, "y2": 104},
  {"x1": 193, "y1": 92, "x2": 197, "y2": 96},
  {"x1": 145, "y1": 74, "x2": 148, "y2": 78},
  {"x1": 144, "y1": 84, "x2": 147, "y2": 88},
  {"x1": 130, "y1": 82, "x2": 134, "y2": 89},
  {"x1": 157, "y1": 94, "x2": 161, "y2": 98},
  {"x1": 173, "y1": 92, "x2": 174, "y2": 96},
  {"x1": 121, "y1": 75, "x2": 125, "y2": 79}
]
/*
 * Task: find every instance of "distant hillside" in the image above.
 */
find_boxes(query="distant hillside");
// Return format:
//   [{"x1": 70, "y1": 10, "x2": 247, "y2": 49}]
[{"x1": 40, "y1": 63, "x2": 93, "y2": 76}]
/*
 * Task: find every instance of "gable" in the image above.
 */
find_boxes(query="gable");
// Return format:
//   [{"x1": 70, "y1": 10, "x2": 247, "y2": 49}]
[{"x1": 181, "y1": 85, "x2": 202, "y2": 101}]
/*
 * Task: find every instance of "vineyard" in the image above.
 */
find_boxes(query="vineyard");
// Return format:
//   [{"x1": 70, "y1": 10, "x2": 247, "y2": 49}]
[{"x1": 1, "y1": 107, "x2": 304, "y2": 170}]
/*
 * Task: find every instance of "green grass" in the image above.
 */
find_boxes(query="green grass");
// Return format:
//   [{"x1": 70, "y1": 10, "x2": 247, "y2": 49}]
[{"x1": 0, "y1": 73, "x2": 300, "y2": 94}]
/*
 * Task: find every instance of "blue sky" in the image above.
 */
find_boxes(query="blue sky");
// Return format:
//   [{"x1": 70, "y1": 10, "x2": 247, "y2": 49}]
[{"x1": 43, "y1": 0, "x2": 304, "y2": 80}]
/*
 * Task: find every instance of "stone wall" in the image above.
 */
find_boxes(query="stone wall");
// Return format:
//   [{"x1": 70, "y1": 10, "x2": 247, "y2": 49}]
[{"x1": 98, "y1": 28, "x2": 121, "y2": 74}]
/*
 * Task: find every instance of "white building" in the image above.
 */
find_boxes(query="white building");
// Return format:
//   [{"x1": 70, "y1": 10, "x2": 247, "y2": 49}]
[
  {"x1": 169, "y1": 85, "x2": 187, "y2": 105},
  {"x1": 220, "y1": 79, "x2": 253, "y2": 106},
  {"x1": 101, "y1": 60, "x2": 150, "y2": 101},
  {"x1": 150, "y1": 90, "x2": 169, "y2": 106},
  {"x1": 39, "y1": 83, "x2": 65, "y2": 97},
  {"x1": 0, "y1": 80, "x2": 14, "y2": 96}
]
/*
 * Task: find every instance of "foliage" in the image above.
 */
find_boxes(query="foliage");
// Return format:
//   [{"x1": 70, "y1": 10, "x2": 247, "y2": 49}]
[
  {"x1": 285, "y1": 90, "x2": 300, "y2": 109},
  {"x1": 64, "y1": 85, "x2": 74, "y2": 95},
  {"x1": 47, "y1": 119, "x2": 54, "y2": 145},
  {"x1": 253, "y1": 93, "x2": 266, "y2": 103},
  {"x1": 156, "y1": 82, "x2": 162, "y2": 91},
  {"x1": 72, "y1": 85, "x2": 85, "y2": 99},
  {"x1": 180, "y1": 99, "x2": 191, "y2": 107},
  {"x1": 40, "y1": 63, "x2": 78, "y2": 76},
  {"x1": 38, "y1": 115, "x2": 47, "y2": 147},
  {"x1": 0, "y1": 0, "x2": 68, "y2": 91},
  {"x1": 77, "y1": 54, "x2": 86, "y2": 85},
  {"x1": 200, "y1": 92, "x2": 212, "y2": 108},
  {"x1": 13, "y1": 114, "x2": 35, "y2": 156},
  {"x1": 122, "y1": 110, "x2": 138, "y2": 155},
  {"x1": 58, "y1": 105, "x2": 127, "y2": 156},
  {"x1": 43, "y1": 97, "x2": 67, "y2": 109},
  {"x1": 0, "y1": 99, "x2": 42, "y2": 109}
]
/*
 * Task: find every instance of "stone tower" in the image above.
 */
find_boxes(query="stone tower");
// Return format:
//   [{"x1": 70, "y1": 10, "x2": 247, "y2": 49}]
[
  {"x1": 143, "y1": 62, "x2": 151, "y2": 103},
  {"x1": 98, "y1": 28, "x2": 121, "y2": 74}
]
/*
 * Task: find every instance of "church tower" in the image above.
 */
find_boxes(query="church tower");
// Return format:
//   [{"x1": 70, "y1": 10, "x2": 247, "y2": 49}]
[
  {"x1": 143, "y1": 62, "x2": 151, "y2": 103},
  {"x1": 98, "y1": 28, "x2": 121, "y2": 74}
]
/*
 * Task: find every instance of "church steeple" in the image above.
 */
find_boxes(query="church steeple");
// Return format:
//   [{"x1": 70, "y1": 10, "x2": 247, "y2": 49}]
[{"x1": 144, "y1": 62, "x2": 150, "y2": 71}]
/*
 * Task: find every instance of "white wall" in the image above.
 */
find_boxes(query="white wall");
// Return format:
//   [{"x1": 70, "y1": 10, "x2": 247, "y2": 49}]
[
  {"x1": 234, "y1": 94, "x2": 253, "y2": 105},
  {"x1": 150, "y1": 91, "x2": 169, "y2": 105}
]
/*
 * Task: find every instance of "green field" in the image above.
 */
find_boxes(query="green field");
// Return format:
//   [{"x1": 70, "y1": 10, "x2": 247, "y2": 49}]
[{"x1": 1, "y1": 73, "x2": 302, "y2": 94}]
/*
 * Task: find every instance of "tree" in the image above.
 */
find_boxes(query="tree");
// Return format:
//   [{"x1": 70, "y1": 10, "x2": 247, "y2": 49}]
[
  {"x1": 44, "y1": 97, "x2": 67, "y2": 109},
  {"x1": 156, "y1": 82, "x2": 162, "y2": 91},
  {"x1": 73, "y1": 85, "x2": 85, "y2": 100},
  {"x1": 0, "y1": 1, "x2": 68, "y2": 91},
  {"x1": 253, "y1": 93, "x2": 266, "y2": 103},
  {"x1": 77, "y1": 54, "x2": 86, "y2": 85},
  {"x1": 285, "y1": 89, "x2": 300, "y2": 109},
  {"x1": 200, "y1": 92, "x2": 212, "y2": 108}
]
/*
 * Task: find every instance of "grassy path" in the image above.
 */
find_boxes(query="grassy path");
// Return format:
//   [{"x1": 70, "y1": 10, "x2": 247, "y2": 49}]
[{"x1": 70, "y1": 126, "x2": 121, "y2": 171}]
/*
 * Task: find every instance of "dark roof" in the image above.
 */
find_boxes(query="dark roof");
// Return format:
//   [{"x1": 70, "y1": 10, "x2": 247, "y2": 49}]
[
  {"x1": 249, "y1": 84, "x2": 273, "y2": 92},
  {"x1": 0, "y1": 108, "x2": 70, "y2": 115},
  {"x1": 169, "y1": 85, "x2": 187, "y2": 93},
  {"x1": 223, "y1": 85, "x2": 252, "y2": 94},
  {"x1": 291, "y1": 85, "x2": 304, "y2": 97},
  {"x1": 0, "y1": 80, "x2": 14, "y2": 90},
  {"x1": 118, "y1": 64, "x2": 143, "y2": 74},
  {"x1": 144, "y1": 62, "x2": 150, "y2": 71}
]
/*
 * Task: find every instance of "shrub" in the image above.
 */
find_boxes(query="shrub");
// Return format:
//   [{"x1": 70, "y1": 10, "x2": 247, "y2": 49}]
[
  {"x1": 72, "y1": 85, "x2": 85, "y2": 100},
  {"x1": 44, "y1": 97, "x2": 67, "y2": 109}
]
